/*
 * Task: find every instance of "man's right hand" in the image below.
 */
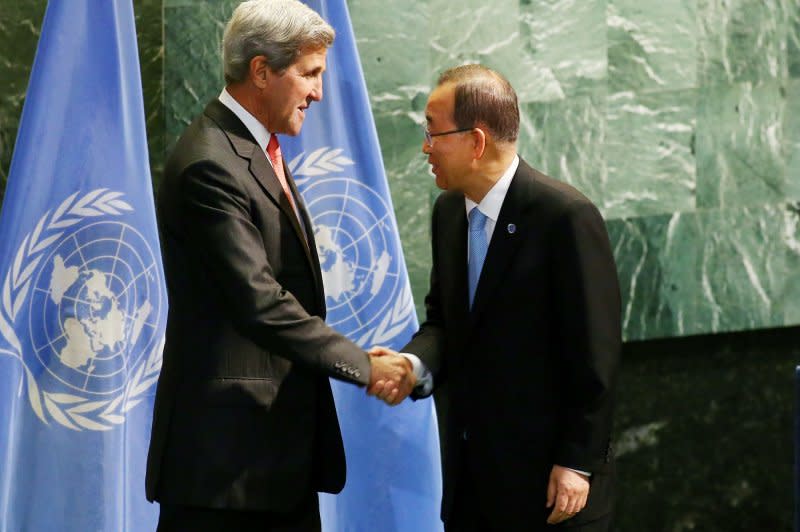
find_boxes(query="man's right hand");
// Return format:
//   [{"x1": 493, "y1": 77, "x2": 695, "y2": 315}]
[{"x1": 367, "y1": 346, "x2": 416, "y2": 406}]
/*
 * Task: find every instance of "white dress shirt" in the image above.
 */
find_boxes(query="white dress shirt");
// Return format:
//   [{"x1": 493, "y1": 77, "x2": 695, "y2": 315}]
[
  {"x1": 218, "y1": 88, "x2": 271, "y2": 154},
  {"x1": 464, "y1": 155, "x2": 519, "y2": 251},
  {"x1": 404, "y1": 155, "x2": 519, "y2": 394}
]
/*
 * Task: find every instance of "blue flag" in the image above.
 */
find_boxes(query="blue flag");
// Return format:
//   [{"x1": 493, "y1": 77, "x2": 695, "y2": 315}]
[
  {"x1": 0, "y1": 1, "x2": 165, "y2": 530},
  {"x1": 282, "y1": 1, "x2": 443, "y2": 530}
]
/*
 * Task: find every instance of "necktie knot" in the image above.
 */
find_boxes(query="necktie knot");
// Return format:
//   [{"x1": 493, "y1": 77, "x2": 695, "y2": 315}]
[
  {"x1": 267, "y1": 133, "x2": 281, "y2": 163},
  {"x1": 469, "y1": 207, "x2": 487, "y2": 232}
]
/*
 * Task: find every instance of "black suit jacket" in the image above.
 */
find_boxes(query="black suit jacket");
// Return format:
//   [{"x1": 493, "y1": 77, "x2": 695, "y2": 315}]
[
  {"x1": 404, "y1": 158, "x2": 621, "y2": 529},
  {"x1": 145, "y1": 99, "x2": 371, "y2": 512}
]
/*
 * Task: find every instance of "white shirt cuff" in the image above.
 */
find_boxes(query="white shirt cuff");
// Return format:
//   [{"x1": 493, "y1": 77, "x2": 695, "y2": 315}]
[{"x1": 399, "y1": 352, "x2": 433, "y2": 396}]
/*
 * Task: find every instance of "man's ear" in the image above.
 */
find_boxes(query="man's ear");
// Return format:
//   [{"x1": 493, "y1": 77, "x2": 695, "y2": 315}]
[
  {"x1": 250, "y1": 55, "x2": 271, "y2": 89},
  {"x1": 472, "y1": 127, "x2": 487, "y2": 159}
]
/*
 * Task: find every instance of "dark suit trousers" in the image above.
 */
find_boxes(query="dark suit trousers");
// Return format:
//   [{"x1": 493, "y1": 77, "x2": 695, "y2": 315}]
[
  {"x1": 156, "y1": 492, "x2": 320, "y2": 532},
  {"x1": 444, "y1": 442, "x2": 492, "y2": 532}
]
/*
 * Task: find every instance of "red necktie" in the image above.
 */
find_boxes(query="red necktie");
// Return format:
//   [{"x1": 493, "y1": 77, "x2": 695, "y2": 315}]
[
  {"x1": 267, "y1": 133, "x2": 297, "y2": 212},
  {"x1": 267, "y1": 133, "x2": 308, "y2": 245}
]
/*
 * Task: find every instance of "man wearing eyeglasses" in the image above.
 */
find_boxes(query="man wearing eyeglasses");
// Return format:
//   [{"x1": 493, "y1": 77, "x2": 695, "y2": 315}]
[{"x1": 371, "y1": 65, "x2": 621, "y2": 531}]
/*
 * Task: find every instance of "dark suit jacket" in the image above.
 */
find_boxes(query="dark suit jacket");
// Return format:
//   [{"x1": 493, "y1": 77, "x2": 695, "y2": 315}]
[
  {"x1": 145, "y1": 99, "x2": 371, "y2": 512},
  {"x1": 404, "y1": 158, "x2": 621, "y2": 529}
]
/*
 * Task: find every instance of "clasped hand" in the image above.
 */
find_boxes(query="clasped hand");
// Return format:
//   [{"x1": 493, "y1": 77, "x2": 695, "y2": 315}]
[{"x1": 366, "y1": 346, "x2": 416, "y2": 406}]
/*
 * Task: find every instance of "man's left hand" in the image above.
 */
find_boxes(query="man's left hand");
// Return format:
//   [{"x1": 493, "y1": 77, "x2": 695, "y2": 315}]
[{"x1": 546, "y1": 465, "x2": 589, "y2": 525}]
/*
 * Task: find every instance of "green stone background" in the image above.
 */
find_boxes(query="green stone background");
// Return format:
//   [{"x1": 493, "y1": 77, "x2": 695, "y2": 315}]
[{"x1": 0, "y1": 1, "x2": 798, "y2": 530}]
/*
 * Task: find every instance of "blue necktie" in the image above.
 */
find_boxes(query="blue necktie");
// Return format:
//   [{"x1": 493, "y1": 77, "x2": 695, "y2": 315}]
[{"x1": 468, "y1": 207, "x2": 489, "y2": 307}]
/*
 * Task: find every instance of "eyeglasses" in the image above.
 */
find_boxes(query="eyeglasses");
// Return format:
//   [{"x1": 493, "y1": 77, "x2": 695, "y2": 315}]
[{"x1": 423, "y1": 126, "x2": 474, "y2": 146}]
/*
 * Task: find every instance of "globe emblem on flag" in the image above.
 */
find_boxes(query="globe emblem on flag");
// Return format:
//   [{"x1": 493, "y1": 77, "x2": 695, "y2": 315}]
[
  {"x1": 0, "y1": 189, "x2": 165, "y2": 430},
  {"x1": 30, "y1": 221, "x2": 160, "y2": 396},
  {"x1": 299, "y1": 176, "x2": 414, "y2": 347}
]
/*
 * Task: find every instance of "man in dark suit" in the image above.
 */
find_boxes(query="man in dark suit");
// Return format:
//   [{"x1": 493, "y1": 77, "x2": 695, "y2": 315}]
[
  {"x1": 372, "y1": 65, "x2": 621, "y2": 530},
  {"x1": 145, "y1": 1, "x2": 415, "y2": 530}
]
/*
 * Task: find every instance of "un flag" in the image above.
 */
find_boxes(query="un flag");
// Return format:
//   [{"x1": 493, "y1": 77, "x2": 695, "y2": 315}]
[
  {"x1": 282, "y1": 1, "x2": 443, "y2": 530},
  {"x1": 0, "y1": 1, "x2": 165, "y2": 530}
]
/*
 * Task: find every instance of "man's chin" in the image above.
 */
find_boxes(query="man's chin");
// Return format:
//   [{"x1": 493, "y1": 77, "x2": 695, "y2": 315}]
[{"x1": 286, "y1": 122, "x2": 304, "y2": 136}]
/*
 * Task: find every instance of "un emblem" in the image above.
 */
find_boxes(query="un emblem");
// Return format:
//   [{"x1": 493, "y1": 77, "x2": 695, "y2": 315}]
[
  {"x1": 0, "y1": 189, "x2": 164, "y2": 430},
  {"x1": 291, "y1": 148, "x2": 415, "y2": 347}
]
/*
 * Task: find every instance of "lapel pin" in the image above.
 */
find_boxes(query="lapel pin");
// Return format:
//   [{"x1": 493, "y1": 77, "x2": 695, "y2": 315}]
[{"x1": 507, "y1": 223, "x2": 516, "y2": 234}]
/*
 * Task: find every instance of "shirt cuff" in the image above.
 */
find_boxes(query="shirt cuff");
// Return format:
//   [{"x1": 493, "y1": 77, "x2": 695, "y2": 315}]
[
  {"x1": 399, "y1": 352, "x2": 433, "y2": 396},
  {"x1": 567, "y1": 467, "x2": 591, "y2": 477}
]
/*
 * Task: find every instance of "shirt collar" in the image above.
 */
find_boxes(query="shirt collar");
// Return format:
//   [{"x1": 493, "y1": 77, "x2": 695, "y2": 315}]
[
  {"x1": 218, "y1": 88, "x2": 271, "y2": 154},
  {"x1": 465, "y1": 155, "x2": 520, "y2": 221}
]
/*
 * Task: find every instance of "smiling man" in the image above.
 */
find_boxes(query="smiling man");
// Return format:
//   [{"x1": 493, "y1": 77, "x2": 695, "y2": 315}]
[
  {"x1": 145, "y1": 1, "x2": 415, "y2": 530},
  {"x1": 373, "y1": 64, "x2": 622, "y2": 531}
]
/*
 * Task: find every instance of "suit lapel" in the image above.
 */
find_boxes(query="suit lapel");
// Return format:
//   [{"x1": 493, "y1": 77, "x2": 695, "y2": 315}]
[
  {"x1": 204, "y1": 99, "x2": 324, "y2": 304},
  {"x1": 440, "y1": 197, "x2": 470, "y2": 333},
  {"x1": 469, "y1": 166, "x2": 529, "y2": 324},
  {"x1": 250, "y1": 153, "x2": 315, "y2": 253},
  {"x1": 289, "y1": 173, "x2": 327, "y2": 314}
]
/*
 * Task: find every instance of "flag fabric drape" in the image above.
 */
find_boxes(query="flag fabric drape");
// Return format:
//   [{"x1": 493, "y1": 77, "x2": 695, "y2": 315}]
[
  {"x1": 0, "y1": 1, "x2": 165, "y2": 530},
  {"x1": 282, "y1": 1, "x2": 443, "y2": 530}
]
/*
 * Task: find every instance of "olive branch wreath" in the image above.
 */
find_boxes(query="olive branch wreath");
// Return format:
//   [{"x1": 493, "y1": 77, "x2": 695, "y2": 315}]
[{"x1": 0, "y1": 188, "x2": 163, "y2": 431}]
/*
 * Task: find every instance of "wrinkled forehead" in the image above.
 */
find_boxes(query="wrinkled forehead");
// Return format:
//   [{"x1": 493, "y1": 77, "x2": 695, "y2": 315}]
[{"x1": 292, "y1": 45, "x2": 328, "y2": 66}]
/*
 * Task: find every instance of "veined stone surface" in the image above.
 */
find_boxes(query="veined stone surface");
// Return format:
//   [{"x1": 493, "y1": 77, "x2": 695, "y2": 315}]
[
  {"x1": 608, "y1": 0, "x2": 697, "y2": 93},
  {"x1": 605, "y1": 88, "x2": 696, "y2": 217},
  {"x1": 785, "y1": 80, "x2": 800, "y2": 201},
  {"x1": 698, "y1": 0, "x2": 793, "y2": 85},
  {"x1": 696, "y1": 81, "x2": 786, "y2": 209},
  {"x1": 518, "y1": 0, "x2": 607, "y2": 102},
  {"x1": 164, "y1": 1, "x2": 236, "y2": 150},
  {"x1": 609, "y1": 202, "x2": 800, "y2": 340}
]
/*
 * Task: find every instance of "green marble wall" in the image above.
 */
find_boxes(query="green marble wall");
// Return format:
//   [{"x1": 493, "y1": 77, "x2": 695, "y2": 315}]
[{"x1": 0, "y1": 2, "x2": 799, "y2": 531}]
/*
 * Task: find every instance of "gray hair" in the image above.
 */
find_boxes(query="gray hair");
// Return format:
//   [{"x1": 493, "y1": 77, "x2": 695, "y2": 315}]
[
  {"x1": 437, "y1": 64, "x2": 519, "y2": 143},
  {"x1": 222, "y1": 0, "x2": 335, "y2": 84}
]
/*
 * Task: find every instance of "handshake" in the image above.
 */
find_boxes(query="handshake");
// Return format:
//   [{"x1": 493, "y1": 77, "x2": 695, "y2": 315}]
[{"x1": 366, "y1": 346, "x2": 416, "y2": 406}]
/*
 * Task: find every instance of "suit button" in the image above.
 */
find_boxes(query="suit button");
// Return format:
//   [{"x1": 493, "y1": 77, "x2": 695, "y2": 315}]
[{"x1": 354, "y1": 370, "x2": 361, "y2": 378}]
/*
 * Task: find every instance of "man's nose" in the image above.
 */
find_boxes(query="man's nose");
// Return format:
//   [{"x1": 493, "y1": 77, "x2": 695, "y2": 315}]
[{"x1": 311, "y1": 78, "x2": 323, "y2": 101}]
